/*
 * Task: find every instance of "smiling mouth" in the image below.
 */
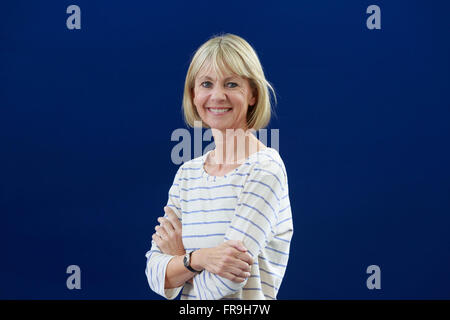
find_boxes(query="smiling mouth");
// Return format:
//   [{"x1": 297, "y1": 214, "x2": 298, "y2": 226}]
[{"x1": 207, "y1": 108, "x2": 232, "y2": 115}]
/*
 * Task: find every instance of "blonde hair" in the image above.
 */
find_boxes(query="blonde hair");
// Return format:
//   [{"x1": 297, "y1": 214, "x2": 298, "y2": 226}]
[{"x1": 182, "y1": 33, "x2": 276, "y2": 130}]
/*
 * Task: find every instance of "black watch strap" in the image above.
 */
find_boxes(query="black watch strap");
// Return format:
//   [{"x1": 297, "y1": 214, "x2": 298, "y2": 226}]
[{"x1": 184, "y1": 251, "x2": 200, "y2": 273}]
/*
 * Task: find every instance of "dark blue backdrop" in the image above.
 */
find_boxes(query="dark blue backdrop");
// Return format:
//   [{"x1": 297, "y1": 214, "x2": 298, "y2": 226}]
[{"x1": 1, "y1": 0, "x2": 449, "y2": 299}]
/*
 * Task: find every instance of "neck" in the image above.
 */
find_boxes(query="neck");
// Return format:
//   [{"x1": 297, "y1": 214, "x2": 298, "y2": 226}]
[{"x1": 210, "y1": 127, "x2": 262, "y2": 165}]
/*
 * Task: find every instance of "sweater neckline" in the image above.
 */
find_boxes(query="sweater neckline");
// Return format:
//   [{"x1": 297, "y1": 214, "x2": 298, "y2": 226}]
[{"x1": 200, "y1": 147, "x2": 272, "y2": 182}]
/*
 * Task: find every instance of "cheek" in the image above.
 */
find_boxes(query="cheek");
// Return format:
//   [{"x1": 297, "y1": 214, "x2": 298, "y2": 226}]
[
  {"x1": 193, "y1": 90, "x2": 206, "y2": 107},
  {"x1": 242, "y1": 87, "x2": 255, "y2": 106},
  {"x1": 233, "y1": 90, "x2": 249, "y2": 107}
]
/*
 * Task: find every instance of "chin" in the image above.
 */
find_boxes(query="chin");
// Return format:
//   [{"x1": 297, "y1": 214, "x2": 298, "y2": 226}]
[{"x1": 207, "y1": 123, "x2": 229, "y2": 131}]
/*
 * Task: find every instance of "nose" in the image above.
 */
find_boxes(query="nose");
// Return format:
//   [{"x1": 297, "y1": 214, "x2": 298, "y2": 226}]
[{"x1": 210, "y1": 85, "x2": 226, "y2": 102}]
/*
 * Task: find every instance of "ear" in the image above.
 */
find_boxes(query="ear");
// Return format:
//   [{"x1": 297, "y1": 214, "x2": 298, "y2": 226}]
[
  {"x1": 249, "y1": 88, "x2": 257, "y2": 107},
  {"x1": 247, "y1": 79, "x2": 257, "y2": 106}
]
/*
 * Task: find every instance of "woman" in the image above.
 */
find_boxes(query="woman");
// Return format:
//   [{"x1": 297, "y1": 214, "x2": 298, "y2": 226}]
[{"x1": 145, "y1": 34, "x2": 293, "y2": 300}]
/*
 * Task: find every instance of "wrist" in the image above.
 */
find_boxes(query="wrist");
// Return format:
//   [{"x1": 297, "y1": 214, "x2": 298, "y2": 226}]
[{"x1": 190, "y1": 249, "x2": 205, "y2": 272}]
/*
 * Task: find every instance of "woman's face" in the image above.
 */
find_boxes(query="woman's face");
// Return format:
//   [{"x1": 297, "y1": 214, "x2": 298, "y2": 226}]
[{"x1": 192, "y1": 64, "x2": 256, "y2": 131}]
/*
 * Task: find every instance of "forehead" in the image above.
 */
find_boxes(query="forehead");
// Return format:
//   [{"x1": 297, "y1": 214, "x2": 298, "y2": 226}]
[{"x1": 196, "y1": 61, "x2": 242, "y2": 81}]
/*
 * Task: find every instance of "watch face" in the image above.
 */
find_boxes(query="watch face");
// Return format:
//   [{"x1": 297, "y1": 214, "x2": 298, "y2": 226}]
[{"x1": 183, "y1": 254, "x2": 188, "y2": 267}]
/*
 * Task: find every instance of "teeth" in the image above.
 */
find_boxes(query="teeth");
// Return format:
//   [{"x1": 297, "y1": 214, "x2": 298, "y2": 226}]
[{"x1": 208, "y1": 108, "x2": 231, "y2": 113}]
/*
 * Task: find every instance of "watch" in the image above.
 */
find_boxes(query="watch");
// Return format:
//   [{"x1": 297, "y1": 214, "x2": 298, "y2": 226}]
[{"x1": 183, "y1": 251, "x2": 200, "y2": 273}]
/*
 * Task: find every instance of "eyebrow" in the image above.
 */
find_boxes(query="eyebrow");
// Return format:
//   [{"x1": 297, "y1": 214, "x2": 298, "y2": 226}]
[{"x1": 198, "y1": 75, "x2": 240, "y2": 82}]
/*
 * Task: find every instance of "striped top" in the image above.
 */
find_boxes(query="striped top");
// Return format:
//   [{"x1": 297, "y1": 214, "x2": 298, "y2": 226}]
[{"x1": 145, "y1": 147, "x2": 293, "y2": 300}]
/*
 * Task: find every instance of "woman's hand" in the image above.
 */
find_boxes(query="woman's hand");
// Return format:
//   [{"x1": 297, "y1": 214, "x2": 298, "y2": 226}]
[
  {"x1": 152, "y1": 206, "x2": 185, "y2": 256},
  {"x1": 191, "y1": 240, "x2": 253, "y2": 283}
]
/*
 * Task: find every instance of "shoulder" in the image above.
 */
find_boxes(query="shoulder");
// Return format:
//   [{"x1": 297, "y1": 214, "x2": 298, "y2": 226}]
[
  {"x1": 250, "y1": 148, "x2": 288, "y2": 186},
  {"x1": 173, "y1": 152, "x2": 208, "y2": 178}
]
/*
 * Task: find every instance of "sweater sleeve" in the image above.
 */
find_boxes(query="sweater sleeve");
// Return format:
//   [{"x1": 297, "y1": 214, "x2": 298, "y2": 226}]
[
  {"x1": 190, "y1": 158, "x2": 288, "y2": 299},
  {"x1": 145, "y1": 166, "x2": 184, "y2": 299}
]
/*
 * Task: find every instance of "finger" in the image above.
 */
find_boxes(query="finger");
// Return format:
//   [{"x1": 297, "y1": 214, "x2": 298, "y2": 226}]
[
  {"x1": 158, "y1": 217, "x2": 175, "y2": 233},
  {"x1": 225, "y1": 240, "x2": 247, "y2": 252},
  {"x1": 221, "y1": 271, "x2": 246, "y2": 283},
  {"x1": 152, "y1": 233, "x2": 162, "y2": 246},
  {"x1": 164, "y1": 206, "x2": 182, "y2": 231},
  {"x1": 163, "y1": 206, "x2": 176, "y2": 217},
  {"x1": 227, "y1": 261, "x2": 251, "y2": 277},
  {"x1": 235, "y1": 251, "x2": 254, "y2": 266},
  {"x1": 231, "y1": 267, "x2": 251, "y2": 280},
  {"x1": 166, "y1": 208, "x2": 182, "y2": 231},
  {"x1": 155, "y1": 225, "x2": 168, "y2": 240},
  {"x1": 152, "y1": 233, "x2": 168, "y2": 253},
  {"x1": 228, "y1": 257, "x2": 252, "y2": 273},
  {"x1": 160, "y1": 220, "x2": 177, "y2": 240}
]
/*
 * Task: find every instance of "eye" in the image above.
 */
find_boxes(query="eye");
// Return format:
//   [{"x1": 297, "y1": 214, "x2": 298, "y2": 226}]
[
  {"x1": 201, "y1": 81, "x2": 212, "y2": 88},
  {"x1": 226, "y1": 82, "x2": 238, "y2": 88}
]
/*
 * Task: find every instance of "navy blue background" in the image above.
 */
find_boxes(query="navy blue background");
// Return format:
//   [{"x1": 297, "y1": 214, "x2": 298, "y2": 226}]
[{"x1": 1, "y1": 0, "x2": 449, "y2": 299}]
